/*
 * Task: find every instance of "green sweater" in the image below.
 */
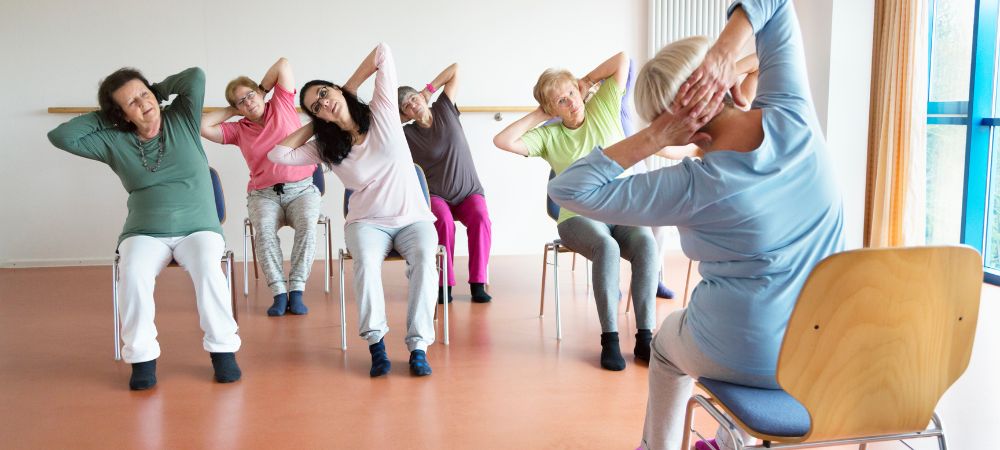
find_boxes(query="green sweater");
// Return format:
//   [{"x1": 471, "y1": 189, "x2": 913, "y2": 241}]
[{"x1": 47, "y1": 67, "x2": 223, "y2": 245}]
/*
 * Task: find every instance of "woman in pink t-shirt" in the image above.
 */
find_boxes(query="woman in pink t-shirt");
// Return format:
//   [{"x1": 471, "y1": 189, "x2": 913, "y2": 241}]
[
  {"x1": 201, "y1": 58, "x2": 321, "y2": 317},
  {"x1": 269, "y1": 44, "x2": 438, "y2": 378}
]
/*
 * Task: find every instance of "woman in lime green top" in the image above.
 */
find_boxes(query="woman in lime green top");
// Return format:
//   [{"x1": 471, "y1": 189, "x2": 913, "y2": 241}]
[
  {"x1": 494, "y1": 52, "x2": 659, "y2": 371},
  {"x1": 47, "y1": 67, "x2": 241, "y2": 391}
]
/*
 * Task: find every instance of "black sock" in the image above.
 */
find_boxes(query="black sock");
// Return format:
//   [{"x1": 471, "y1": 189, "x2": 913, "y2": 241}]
[
  {"x1": 369, "y1": 338, "x2": 391, "y2": 377},
  {"x1": 287, "y1": 290, "x2": 308, "y2": 315},
  {"x1": 210, "y1": 352, "x2": 242, "y2": 383},
  {"x1": 634, "y1": 329, "x2": 653, "y2": 361},
  {"x1": 437, "y1": 286, "x2": 453, "y2": 304},
  {"x1": 267, "y1": 293, "x2": 288, "y2": 317},
  {"x1": 470, "y1": 283, "x2": 492, "y2": 303},
  {"x1": 129, "y1": 359, "x2": 157, "y2": 390},
  {"x1": 600, "y1": 332, "x2": 626, "y2": 371},
  {"x1": 409, "y1": 349, "x2": 432, "y2": 376}
]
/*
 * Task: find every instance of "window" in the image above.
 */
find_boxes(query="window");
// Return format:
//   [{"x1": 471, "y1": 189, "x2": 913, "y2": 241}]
[{"x1": 927, "y1": 0, "x2": 1000, "y2": 284}]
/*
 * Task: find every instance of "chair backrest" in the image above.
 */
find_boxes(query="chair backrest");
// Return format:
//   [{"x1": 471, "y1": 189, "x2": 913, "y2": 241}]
[
  {"x1": 545, "y1": 170, "x2": 560, "y2": 222},
  {"x1": 343, "y1": 163, "x2": 429, "y2": 218},
  {"x1": 209, "y1": 167, "x2": 226, "y2": 224},
  {"x1": 776, "y1": 246, "x2": 982, "y2": 442},
  {"x1": 311, "y1": 164, "x2": 326, "y2": 196},
  {"x1": 542, "y1": 59, "x2": 637, "y2": 222}
]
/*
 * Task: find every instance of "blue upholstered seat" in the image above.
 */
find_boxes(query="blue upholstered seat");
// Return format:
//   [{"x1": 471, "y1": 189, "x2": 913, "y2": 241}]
[{"x1": 698, "y1": 377, "x2": 811, "y2": 438}]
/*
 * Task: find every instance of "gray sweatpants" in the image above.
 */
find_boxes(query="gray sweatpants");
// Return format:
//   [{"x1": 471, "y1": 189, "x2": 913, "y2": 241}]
[
  {"x1": 247, "y1": 177, "x2": 321, "y2": 296},
  {"x1": 557, "y1": 216, "x2": 658, "y2": 332},
  {"x1": 344, "y1": 220, "x2": 437, "y2": 352},
  {"x1": 641, "y1": 310, "x2": 779, "y2": 450}
]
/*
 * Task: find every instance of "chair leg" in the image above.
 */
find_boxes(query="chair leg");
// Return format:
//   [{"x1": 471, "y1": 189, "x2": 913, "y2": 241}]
[
  {"x1": 113, "y1": 255, "x2": 121, "y2": 361},
  {"x1": 933, "y1": 412, "x2": 948, "y2": 450},
  {"x1": 539, "y1": 243, "x2": 550, "y2": 317},
  {"x1": 226, "y1": 250, "x2": 237, "y2": 323},
  {"x1": 243, "y1": 219, "x2": 250, "y2": 297},
  {"x1": 440, "y1": 245, "x2": 449, "y2": 345},
  {"x1": 625, "y1": 285, "x2": 632, "y2": 314},
  {"x1": 572, "y1": 252, "x2": 576, "y2": 271},
  {"x1": 683, "y1": 259, "x2": 694, "y2": 308},
  {"x1": 553, "y1": 243, "x2": 562, "y2": 341},
  {"x1": 339, "y1": 249, "x2": 348, "y2": 351},
  {"x1": 681, "y1": 397, "x2": 698, "y2": 450},
  {"x1": 250, "y1": 224, "x2": 259, "y2": 280},
  {"x1": 322, "y1": 217, "x2": 330, "y2": 294}
]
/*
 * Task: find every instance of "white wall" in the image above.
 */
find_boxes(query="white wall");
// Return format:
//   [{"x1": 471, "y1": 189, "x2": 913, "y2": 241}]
[
  {"x1": 795, "y1": 0, "x2": 871, "y2": 249},
  {"x1": 0, "y1": 0, "x2": 646, "y2": 266},
  {"x1": 0, "y1": 0, "x2": 873, "y2": 266}
]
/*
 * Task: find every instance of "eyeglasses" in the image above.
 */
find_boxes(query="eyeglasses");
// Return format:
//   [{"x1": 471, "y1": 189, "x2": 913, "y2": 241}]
[
  {"x1": 235, "y1": 90, "x2": 257, "y2": 108},
  {"x1": 309, "y1": 87, "x2": 331, "y2": 115}
]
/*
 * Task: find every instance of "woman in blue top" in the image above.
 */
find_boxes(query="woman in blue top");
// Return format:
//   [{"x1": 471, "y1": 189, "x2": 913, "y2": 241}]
[{"x1": 547, "y1": 1, "x2": 845, "y2": 449}]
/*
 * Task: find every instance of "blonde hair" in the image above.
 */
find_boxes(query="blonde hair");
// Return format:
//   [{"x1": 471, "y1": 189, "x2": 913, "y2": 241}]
[
  {"x1": 532, "y1": 68, "x2": 576, "y2": 115},
  {"x1": 224, "y1": 76, "x2": 261, "y2": 107},
  {"x1": 635, "y1": 36, "x2": 711, "y2": 123}
]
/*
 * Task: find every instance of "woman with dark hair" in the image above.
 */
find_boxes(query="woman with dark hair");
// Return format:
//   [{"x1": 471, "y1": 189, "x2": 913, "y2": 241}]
[
  {"x1": 47, "y1": 67, "x2": 242, "y2": 391},
  {"x1": 269, "y1": 43, "x2": 438, "y2": 378},
  {"x1": 398, "y1": 63, "x2": 492, "y2": 304},
  {"x1": 547, "y1": 0, "x2": 844, "y2": 447},
  {"x1": 201, "y1": 58, "x2": 320, "y2": 317}
]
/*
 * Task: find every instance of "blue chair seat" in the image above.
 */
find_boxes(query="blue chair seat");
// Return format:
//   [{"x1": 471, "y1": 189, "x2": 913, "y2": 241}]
[{"x1": 698, "y1": 378, "x2": 811, "y2": 438}]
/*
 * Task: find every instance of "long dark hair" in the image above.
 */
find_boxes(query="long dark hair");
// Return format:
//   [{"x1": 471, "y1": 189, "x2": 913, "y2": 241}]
[
  {"x1": 300, "y1": 80, "x2": 371, "y2": 166},
  {"x1": 98, "y1": 68, "x2": 156, "y2": 132}
]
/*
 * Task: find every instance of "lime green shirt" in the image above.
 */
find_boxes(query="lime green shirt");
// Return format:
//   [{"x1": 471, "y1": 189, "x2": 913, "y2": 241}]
[
  {"x1": 521, "y1": 77, "x2": 625, "y2": 223},
  {"x1": 47, "y1": 67, "x2": 223, "y2": 245}
]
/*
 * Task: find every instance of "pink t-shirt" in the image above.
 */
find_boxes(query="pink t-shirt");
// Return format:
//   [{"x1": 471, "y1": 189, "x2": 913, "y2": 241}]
[
  {"x1": 220, "y1": 84, "x2": 316, "y2": 192},
  {"x1": 269, "y1": 43, "x2": 435, "y2": 229}
]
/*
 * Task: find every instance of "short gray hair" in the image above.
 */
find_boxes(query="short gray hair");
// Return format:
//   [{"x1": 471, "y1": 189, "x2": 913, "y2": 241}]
[
  {"x1": 398, "y1": 85, "x2": 419, "y2": 113},
  {"x1": 635, "y1": 36, "x2": 711, "y2": 123}
]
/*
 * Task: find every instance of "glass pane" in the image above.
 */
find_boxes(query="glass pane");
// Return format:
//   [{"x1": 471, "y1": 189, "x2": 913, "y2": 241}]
[
  {"x1": 929, "y1": 0, "x2": 975, "y2": 101},
  {"x1": 985, "y1": 132, "x2": 1000, "y2": 270},
  {"x1": 926, "y1": 125, "x2": 968, "y2": 243}
]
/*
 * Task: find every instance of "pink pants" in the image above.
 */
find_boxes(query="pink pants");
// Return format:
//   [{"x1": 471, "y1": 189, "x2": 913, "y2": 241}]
[{"x1": 430, "y1": 194, "x2": 491, "y2": 286}]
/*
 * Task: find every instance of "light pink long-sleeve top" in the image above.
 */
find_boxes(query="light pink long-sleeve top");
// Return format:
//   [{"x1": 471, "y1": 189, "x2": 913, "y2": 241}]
[{"x1": 269, "y1": 43, "x2": 435, "y2": 229}]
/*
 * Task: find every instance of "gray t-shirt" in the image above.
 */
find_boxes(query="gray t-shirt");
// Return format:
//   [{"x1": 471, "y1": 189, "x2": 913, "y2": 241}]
[{"x1": 403, "y1": 93, "x2": 484, "y2": 205}]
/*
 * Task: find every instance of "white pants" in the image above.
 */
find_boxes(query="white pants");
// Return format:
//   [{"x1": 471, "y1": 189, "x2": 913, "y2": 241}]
[
  {"x1": 117, "y1": 231, "x2": 241, "y2": 363},
  {"x1": 641, "y1": 310, "x2": 778, "y2": 450}
]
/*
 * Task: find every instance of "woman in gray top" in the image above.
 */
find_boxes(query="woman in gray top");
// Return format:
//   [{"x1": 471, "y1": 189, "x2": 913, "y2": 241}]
[{"x1": 398, "y1": 63, "x2": 492, "y2": 304}]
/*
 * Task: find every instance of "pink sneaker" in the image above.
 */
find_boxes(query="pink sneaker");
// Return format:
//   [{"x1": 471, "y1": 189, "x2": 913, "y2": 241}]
[{"x1": 694, "y1": 439, "x2": 720, "y2": 450}]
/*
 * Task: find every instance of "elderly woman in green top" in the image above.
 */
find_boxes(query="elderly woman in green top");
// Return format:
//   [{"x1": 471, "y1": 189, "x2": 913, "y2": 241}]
[
  {"x1": 494, "y1": 52, "x2": 659, "y2": 371},
  {"x1": 47, "y1": 67, "x2": 242, "y2": 391}
]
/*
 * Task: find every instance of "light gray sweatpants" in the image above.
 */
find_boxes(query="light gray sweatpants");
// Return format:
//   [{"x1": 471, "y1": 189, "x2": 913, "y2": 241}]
[
  {"x1": 640, "y1": 310, "x2": 780, "y2": 450},
  {"x1": 247, "y1": 177, "x2": 321, "y2": 296},
  {"x1": 344, "y1": 220, "x2": 437, "y2": 352},
  {"x1": 557, "y1": 216, "x2": 658, "y2": 332}
]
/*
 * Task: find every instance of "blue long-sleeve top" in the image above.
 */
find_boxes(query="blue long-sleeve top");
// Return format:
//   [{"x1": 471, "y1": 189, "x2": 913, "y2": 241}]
[{"x1": 548, "y1": 0, "x2": 845, "y2": 377}]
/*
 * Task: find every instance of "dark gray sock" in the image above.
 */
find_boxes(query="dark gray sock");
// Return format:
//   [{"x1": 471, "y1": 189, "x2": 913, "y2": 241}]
[
  {"x1": 210, "y1": 352, "x2": 241, "y2": 383},
  {"x1": 470, "y1": 283, "x2": 492, "y2": 303},
  {"x1": 409, "y1": 350, "x2": 432, "y2": 376},
  {"x1": 600, "y1": 332, "x2": 626, "y2": 371},
  {"x1": 287, "y1": 290, "x2": 308, "y2": 315},
  {"x1": 437, "y1": 286, "x2": 453, "y2": 304},
  {"x1": 634, "y1": 329, "x2": 653, "y2": 361},
  {"x1": 369, "y1": 338, "x2": 391, "y2": 377},
  {"x1": 267, "y1": 293, "x2": 288, "y2": 317},
  {"x1": 129, "y1": 359, "x2": 157, "y2": 390}
]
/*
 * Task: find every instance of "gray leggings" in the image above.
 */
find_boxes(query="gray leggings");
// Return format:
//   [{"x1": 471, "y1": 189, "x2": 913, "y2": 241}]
[
  {"x1": 557, "y1": 216, "x2": 658, "y2": 332},
  {"x1": 247, "y1": 177, "x2": 321, "y2": 296},
  {"x1": 344, "y1": 220, "x2": 438, "y2": 352}
]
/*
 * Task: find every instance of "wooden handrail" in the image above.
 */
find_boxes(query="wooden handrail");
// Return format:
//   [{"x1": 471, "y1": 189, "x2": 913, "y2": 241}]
[{"x1": 47, "y1": 105, "x2": 535, "y2": 114}]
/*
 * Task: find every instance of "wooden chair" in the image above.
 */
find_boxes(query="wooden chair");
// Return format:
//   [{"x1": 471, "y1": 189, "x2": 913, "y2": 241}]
[
  {"x1": 681, "y1": 245, "x2": 983, "y2": 449},
  {"x1": 337, "y1": 164, "x2": 449, "y2": 350},
  {"x1": 243, "y1": 165, "x2": 333, "y2": 296},
  {"x1": 112, "y1": 167, "x2": 237, "y2": 361}
]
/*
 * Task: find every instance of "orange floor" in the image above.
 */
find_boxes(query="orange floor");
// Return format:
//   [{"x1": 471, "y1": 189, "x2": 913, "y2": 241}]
[{"x1": 0, "y1": 253, "x2": 994, "y2": 449}]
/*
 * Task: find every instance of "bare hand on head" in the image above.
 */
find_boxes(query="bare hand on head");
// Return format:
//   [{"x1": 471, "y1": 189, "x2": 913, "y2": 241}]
[
  {"x1": 647, "y1": 88, "x2": 725, "y2": 149},
  {"x1": 678, "y1": 49, "x2": 748, "y2": 109}
]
